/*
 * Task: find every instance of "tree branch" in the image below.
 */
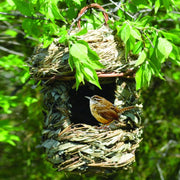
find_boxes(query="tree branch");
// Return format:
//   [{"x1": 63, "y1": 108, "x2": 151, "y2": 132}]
[
  {"x1": 0, "y1": 11, "x2": 47, "y2": 20},
  {"x1": 0, "y1": 46, "x2": 24, "y2": 57}
]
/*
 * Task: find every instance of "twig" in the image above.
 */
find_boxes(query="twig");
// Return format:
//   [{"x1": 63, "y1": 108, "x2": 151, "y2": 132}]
[
  {"x1": 34, "y1": 70, "x2": 135, "y2": 81},
  {"x1": 97, "y1": 8, "x2": 120, "y2": 20},
  {"x1": 0, "y1": 11, "x2": 48, "y2": 20},
  {"x1": 1, "y1": 20, "x2": 38, "y2": 42},
  {"x1": 101, "y1": 3, "x2": 114, "y2": 7},
  {"x1": 109, "y1": 0, "x2": 135, "y2": 19},
  {"x1": 134, "y1": 7, "x2": 154, "y2": 19},
  {"x1": 156, "y1": 163, "x2": 165, "y2": 180},
  {"x1": 92, "y1": 9, "x2": 103, "y2": 23},
  {"x1": 68, "y1": 9, "x2": 88, "y2": 35},
  {"x1": 141, "y1": 30, "x2": 155, "y2": 48},
  {"x1": 0, "y1": 46, "x2": 24, "y2": 56},
  {"x1": 0, "y1": 40, "x2": 21, "y2": 46}
]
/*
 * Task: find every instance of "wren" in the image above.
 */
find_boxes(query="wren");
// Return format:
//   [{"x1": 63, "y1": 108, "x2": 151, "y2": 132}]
[{"x1": 85, "y1": 95, "x2": 135, "y2": 125}]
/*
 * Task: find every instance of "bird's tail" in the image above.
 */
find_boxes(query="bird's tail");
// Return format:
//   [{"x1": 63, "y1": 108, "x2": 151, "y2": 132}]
[{"x1": 117, "y1": 106, "x2": 136, "y2": 114}]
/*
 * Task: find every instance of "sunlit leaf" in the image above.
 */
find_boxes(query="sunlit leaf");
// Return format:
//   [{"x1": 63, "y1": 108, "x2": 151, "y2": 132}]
[
  {"x1": 125, "y1": 39, "x2": 130, "y2": 60},
  {"x1": 69, "y1": 40, "x2": 104, "y2": 89},
  {"x1": 24, "y1": 97, "x2": 38, "y2": 107},
  {"x1": 155, "y1": 0, "x2": 160, "y2": 14},
  {"x1": 133, "y1": 41, "x2": 143, "y2": 54},
  {"x1": 130, "y1": 28, "x2": 141, "y2": 40},
  {"x1": 135, "y1": 64, "x2": 144, "y2": 90},
  {"x1": 157, "y1": 38, "x2": 172, "y2": 58},
  {"x1": 135, "y1": 50, "x2": 147, "y2": 66},
  {"x1": 70, "y1": 42, "x2": 88, "y2": 60},
  {"x1": 120, "y1": 23, "x2": 131, "y2": 44},
  {"x1": 75, "y1": 28, "x2": 88, "y2": 36}
]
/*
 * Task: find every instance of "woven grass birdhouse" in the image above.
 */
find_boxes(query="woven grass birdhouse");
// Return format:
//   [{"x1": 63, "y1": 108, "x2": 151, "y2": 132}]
[{"x1": 30, "y1": 3, "x2": 143, "y2": 174}]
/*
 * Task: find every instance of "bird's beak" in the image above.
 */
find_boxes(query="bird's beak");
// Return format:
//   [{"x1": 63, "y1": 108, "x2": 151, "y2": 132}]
[{"x1": 85, "y1": 96, "x2": 91, "y2": 100}]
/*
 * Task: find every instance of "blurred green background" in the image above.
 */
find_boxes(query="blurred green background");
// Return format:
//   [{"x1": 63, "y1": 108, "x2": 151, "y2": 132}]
[{"x1": 0, "y1": 0, "x2": 180, "y2": 179}]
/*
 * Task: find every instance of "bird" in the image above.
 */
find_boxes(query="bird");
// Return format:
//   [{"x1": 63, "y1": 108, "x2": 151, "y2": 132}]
[{"x1": 85, "y1": 95, "x2": 135, "y2": 125}]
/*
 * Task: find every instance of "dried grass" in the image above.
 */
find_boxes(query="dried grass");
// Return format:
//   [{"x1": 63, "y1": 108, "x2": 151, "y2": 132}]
[{"x1": 30, "y1": 26, "x2": 137, "y2": 78}]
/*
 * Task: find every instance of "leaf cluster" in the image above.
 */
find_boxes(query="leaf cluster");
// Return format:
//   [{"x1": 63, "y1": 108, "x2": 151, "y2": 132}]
[
  {"x1": 1, "y1": 0, "x2": 179, "y2": 90},
  {"x1": 110, "y1": 10, "x2": 180, "y2": 89},
  {"x1": 69, "y1": 39, "x2": 105, "y2": 90}
]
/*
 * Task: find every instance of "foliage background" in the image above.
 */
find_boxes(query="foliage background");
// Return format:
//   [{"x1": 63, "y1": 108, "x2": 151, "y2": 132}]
[{"x1": 0, "y1": 0, "x2": 180, "y2": 179}]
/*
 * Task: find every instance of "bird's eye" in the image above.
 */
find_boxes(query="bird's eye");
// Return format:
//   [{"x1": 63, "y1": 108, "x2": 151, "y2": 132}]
[{"x1": 92, "y1": 96, "x2": 101, "y2": 101}]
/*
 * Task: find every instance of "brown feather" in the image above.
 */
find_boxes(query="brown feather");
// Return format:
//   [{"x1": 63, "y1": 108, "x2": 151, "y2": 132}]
[{"x1": 96, "y1": 108, "x2": 119, "y2": 121}]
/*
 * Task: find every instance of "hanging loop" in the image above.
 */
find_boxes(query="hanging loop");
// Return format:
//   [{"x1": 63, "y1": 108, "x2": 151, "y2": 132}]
[{"x1": 77, "y1": 3, "x2": 109, "y2": 29}]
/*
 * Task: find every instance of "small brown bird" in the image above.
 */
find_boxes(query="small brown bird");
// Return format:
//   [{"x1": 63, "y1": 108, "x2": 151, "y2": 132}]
[{"x1": 85, "y1": 95, "x2": 135, "y2": 125}]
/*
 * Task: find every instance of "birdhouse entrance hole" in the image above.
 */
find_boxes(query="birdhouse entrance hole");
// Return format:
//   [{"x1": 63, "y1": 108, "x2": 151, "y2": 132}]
[{"x1": 69, "y1": 79, "x2": 116, "y2": 125}]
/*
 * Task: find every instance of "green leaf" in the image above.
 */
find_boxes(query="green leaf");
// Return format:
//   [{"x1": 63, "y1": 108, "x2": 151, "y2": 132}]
[
  {"x1": 157, "y1": 38, "x2": 172, "y2": 59},
  {"x1": 69, "y1": 40, "x2": 104, "y2": 90},
  {"x1": 73, "y1": 0, "x2": 81, "y2": 5},
  {"x1": 161, "y1": 31, "x2": 180, "y2": 45},
  {"x1": 0, "y1": 94, "x2": 17, "y2": 114},
  {"x1": 133, "y1": 41, "x2": 143, "y2": 54},
  {"x1": 144, "y1": 61, "x2": 153, "y2": 85},
  {"x1": 138, "y1": 16, "x2": 153, "y2": 26},
  {"x1": 70, "y1": 57, "x2": 81, "y2": 89},
  {"x1": 135, "y1": 64, "x2": 144, "y2": 90},
  {"x1": 0, "y1": 120, "x2": 20, "y2": 146},
  {"x1": 12, "y1": 0, "x2": 33, "y2": 16},
  {"x1": 4, "y1": 29, "x2": 17, "y2": 37},
  {"x1": 68, "y1": 55, "x2": 74, "y2": 70},
  {"x1": 125, "y1": 39, "x2": 130, "y2": 60},
  {"x1": 129, "y1": 35, "x2": 136, "y2": 50},
  {"x1": 135, "y1": 61, "x2": 153, "y2": 90},
  {"x1": 50, "y1": 2, "x2": 66, "y2": 22},
  {"x1": 20, "y1": 71, "x2": 30, "y2": 83},
  {"x1": 149, "y1": 60, "x2": 164, "y2": 80},
  {"x1": 81, "y1": 63, "x2": 101, "y2": 89},
  {"x1": 66, "y1": 0, "x2": 81, "y2": 7},
  {"x1": 120, "y1": 23, "x2": 131, "y2": 44},
  {"x1": 169, "y1": 44, "x2": 180, "y2": 62},
  {"x1": 42, "y1": 37, "x2": 54, "y2": 48},
  {"x1": 41, "y1": 1, "x2": 66, "y2": 23},
  {"x1": 24, "y1": 97, "x2": 38, "y2": 107},
  {"x1": 70, "y1": 42, "x2": 88, "y2": 60},
  {"x1": 75, "y1": 28, "x2": 88, "y2": 36},
  {"x1": 162, "y1": 0, "x2": 170, "y2": 10},
  {"x1": 77, "y1": 40, "x2": 105, "y2": 69},
  {"x1": 73, "y1": 58, "x2": 85, "y2": 90},
  {"x1": 130, "y1": 28, "x2": 141, "y2": 40},
  {"x1": 135, "y1": 50, "x2": 147, "y2": 66},
  {"x1": 154, "y1": 0, "x2": 160, "y2": 14}
]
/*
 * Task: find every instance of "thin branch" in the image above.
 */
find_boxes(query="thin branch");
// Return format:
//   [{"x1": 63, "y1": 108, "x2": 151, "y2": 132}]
[
  {"x1": 141, "y1": 30, "x2": 155, "y2": 48},
  {"x1": 108, "y1": 0, "x2": 135, "y2": 19},
  {"x1": 34, "y1": 70, "x2": 135, "y2": 81},
  {"x1": 0, "y1": 11, "x2": 47, "y2": 20},
  {"x1": 134, "y1": 7, "x2": 154, "y2": 19},
  {"x1": 92, "y1": 9, "x2": 103, "y2": 23},
  {"x1": 156, "y1": 163, "x2": 165, "y2": 180},
  {"x1": 0, "y1": 40, "x2": 21, "y2": 45},
  {"x1": 97, "y1": 8, "x2": 120, "y2": 20},
  {"x1": 0, "y1": 46, "x2": 24, "y2": 57},
  {"x1": 68, "y1": 9, "x2": 88, "y2": 35},
  {"x1": 1, "y1": 20, "x2": 38, "y2": 42},
  {"x1": 101, "y1": 3, "x2": 114, "y2": 7}
]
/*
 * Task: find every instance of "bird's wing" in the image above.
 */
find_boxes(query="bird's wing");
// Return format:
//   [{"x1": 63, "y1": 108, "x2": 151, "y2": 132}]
[{"x1": 97, "y1": 108, "x2": 119, "y2": 121}]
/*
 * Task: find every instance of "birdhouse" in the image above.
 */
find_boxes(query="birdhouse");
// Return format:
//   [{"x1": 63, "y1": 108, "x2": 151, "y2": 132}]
[{"x1": 30, "y1": 3, "x2": 143, "y2": 174}]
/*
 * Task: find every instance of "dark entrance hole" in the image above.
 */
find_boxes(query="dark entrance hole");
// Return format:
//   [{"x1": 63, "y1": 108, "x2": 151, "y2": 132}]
[{"x1": 69, "y1": 79, "x2": 116, "y2": 125}]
